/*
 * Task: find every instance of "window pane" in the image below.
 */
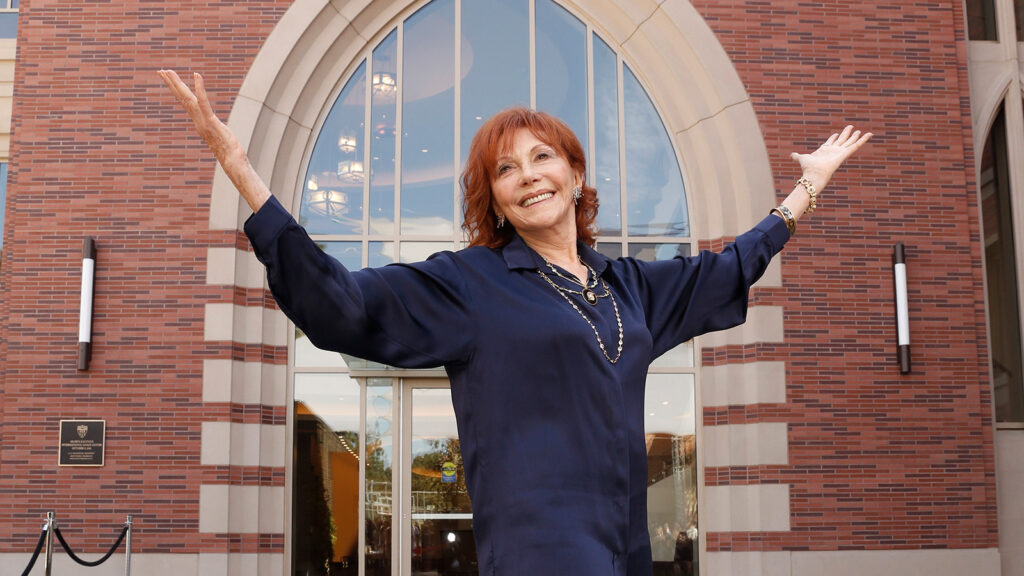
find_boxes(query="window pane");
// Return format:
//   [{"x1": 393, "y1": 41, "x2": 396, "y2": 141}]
[
  {"x1": 645, "y1": 374, "x2": 698, "y2": 575},
  {"x1": 593, "y1": 34, "x2": 621, "y2": 235},
  {"x1": 628, "y1": 242, "x2": 690, "y2": 261},
  {"x1": 369, "y1": 241, "x2": 396, "y2": 268},
  {"x1": 460, "y1": 0, "x2": 529, "y2": 168},
  {"x1": 966, "y1": 0, "x2": 998, "y2": 40},
  {"x1": 370, "y1": 31, "x2": 398, "y2": 236},
  {"x1": 400, "y1": 241, "x2": 452, "y2": 263},
  {"x1": 597, "y1": 242, "x2": 622, "y2": 259},
  {"x1": 402, "y1": 0, "x2": 456, "y2": 235},
  {"x1": 0, "y1": 13, "x2": 15, "y2": 39},
  {"x1": 981, "y1": 107, "x2": 1024, "y2": 421},
  {"x1": 293, "y1": 374, "x2": 361, "y2": 574},
  {"x1": 535, "y1": 0, "x2": 588, "y2": 147},
  {"x1": 624, "y1": 66, "x2": 689, "y2": 237},
  {"x1": 365, "y1": 380, "x2": 394, "y2": 576},
  {"x1": 301, "y1": 62, "x2": 366, "y2": 235}
]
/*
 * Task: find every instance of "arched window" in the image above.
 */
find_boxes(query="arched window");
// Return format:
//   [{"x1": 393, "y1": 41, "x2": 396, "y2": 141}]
[
  {"x1": 981, "y1": 103, "x2": 1024, "y2": 421},
  {"x1": 291, "y1": 1, "x2": 698, "y2": 573}
]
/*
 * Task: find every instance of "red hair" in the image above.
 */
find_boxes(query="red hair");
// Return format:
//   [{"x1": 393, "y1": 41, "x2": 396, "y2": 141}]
[{"x1": 461, "y1": 108, "x2": 599, "y2": 249}]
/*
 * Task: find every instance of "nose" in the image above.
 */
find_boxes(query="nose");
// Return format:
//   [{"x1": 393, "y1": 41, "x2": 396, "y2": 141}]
[{"x1": 519, "y1": 162, "x2": 540, "y2": 186}]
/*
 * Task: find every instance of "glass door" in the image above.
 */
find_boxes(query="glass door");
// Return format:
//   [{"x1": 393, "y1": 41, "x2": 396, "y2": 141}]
[{"x1": 401, "y1": 380, "x2": 478, "y2": 575}]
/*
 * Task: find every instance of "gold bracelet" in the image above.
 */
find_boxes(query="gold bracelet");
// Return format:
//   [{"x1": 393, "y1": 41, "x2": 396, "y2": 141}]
[
  {"x1": 797, "y1": 177, "x2": 817, "y2": 213},
  {"x1": 772, "y1": 204, "x2": 796, "y2": 235}
]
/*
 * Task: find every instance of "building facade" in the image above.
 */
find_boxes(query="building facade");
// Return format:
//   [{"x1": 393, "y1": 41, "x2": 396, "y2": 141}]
[{"x1": 0, "y1": 0, "x2": 1021, "y2": 575}]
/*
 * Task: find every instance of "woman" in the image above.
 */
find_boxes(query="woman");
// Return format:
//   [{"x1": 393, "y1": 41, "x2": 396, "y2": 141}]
[{"x1": 159, "y1": 70, "x2": 870, "y2": 575}]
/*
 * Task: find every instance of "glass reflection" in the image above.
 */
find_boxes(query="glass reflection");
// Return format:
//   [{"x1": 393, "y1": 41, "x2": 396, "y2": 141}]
[
  {"x1": 981, "y1": 107, "x2": 1024, "y2": 421},
  {"x1": 645, "y1": 374, "x2": 698, "y2": 576},
  {"x1": 597, "y1": 242, "x2": 623, "y2": 260},
  {"x1": 371, "y1": 31, "x2": 398, "y2": 235},
  {"x1": 402, "y1": 0, "x2": 456, "y2": 235},
  {"x1": 302, "y1": 62, "x2": 366, "y2": 235},
  {"x1": 411, "y1": 388, "x2": 476, "y2": 574},
  {"x1": 593, "y1": 34, "x2": 621, "y2": 235},
  {"x1": 369, "y1": 241, "x2": 396, "y2": 268},
  {"x1": 966, "y1": 0, "x2": 998, "y2": 40},
  {"x1": 628, "y1": 243, "x2": 690, "y2": 261},
  {"x1": 460, "y1": 0, "x2": 529, "y2": 167},
  {"x1": 401, "y1": 242, "x2": 453, "y2": 263},
  {"x1": 293, "y1": 374, "x2": 362, "y2": 575},
  {"x1": 624, "y1": 67, "x2": 689, "y2": 237},
  {"x1": 536, "y1": 0, "x2": 588, "y2": 147},
  {"x1": 365, "y1": 380, "x2": 394, "y2": 576}
]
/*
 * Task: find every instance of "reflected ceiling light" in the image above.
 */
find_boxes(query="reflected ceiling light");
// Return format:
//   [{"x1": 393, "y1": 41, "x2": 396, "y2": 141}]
[
  {"x1": 447, "y1": 532, "x2": 456, "y2": 543},
  {"x1": 337, "y1": 160, "x2": 365, "y2": 183},
  {"x1": 306, "y1": 189, "x2": 349, "y2": 220},
  {"x1": 372, "y1": 72, "x2": 397, "y2": 97},
  {"x1": 337, "y1": 135, "x2": 357, "y2": 154},
  {"x1": 306, "y1": 175, "x2": 319, "y2": 190}
]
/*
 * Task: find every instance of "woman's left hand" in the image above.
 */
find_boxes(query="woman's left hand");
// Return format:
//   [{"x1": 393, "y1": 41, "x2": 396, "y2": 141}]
[{"x1": 790, "y1": 125, "x2": 872, "y2": 192}]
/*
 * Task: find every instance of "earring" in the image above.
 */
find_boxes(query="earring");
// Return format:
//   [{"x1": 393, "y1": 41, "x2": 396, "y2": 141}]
[
  {"x1": 572, "y1": 186, "x2": 583, "y2": 205},
  {"x1": 496, "y1": 214, "x2": 506, "y2": 229}
]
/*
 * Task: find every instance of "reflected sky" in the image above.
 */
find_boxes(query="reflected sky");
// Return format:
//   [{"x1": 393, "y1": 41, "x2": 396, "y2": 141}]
[
  {"x1": 536, "y1": 0, "x2": 587, "y2": 148},
  {"x1": 402, "y1": 0, "x2": 456, "y2": 235},
  {"x1": 370, "y1": 30, "x2": 398, "y2": 235},
  {"x1": 624, "y1": 67, "x2": 689, "y2": 237},
  {"x1": 593, "y1": 35, "x2": 621, "y2": 235},
  {"x1": 460, "y1": 0, "x2": 530, "y2": 169}
]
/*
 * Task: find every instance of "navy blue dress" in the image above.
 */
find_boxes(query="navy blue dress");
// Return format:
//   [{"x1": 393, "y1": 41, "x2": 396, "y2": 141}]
[{"x1": 245, "y1": 196, "x2": 789, "y2": 575}]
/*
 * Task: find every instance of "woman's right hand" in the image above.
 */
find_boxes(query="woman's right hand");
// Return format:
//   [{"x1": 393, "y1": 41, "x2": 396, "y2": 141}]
[{"x1": 158, "y1": 70, "x2": 271, "y2": 212}]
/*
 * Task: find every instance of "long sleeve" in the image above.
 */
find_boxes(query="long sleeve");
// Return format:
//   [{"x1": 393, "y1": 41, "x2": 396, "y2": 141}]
[
  {"x1": 621, "y1": 214, "x2": 790, "y2": 359},
  {"x1": 243, "y1": 196, "x2": 476, "y2": 368}
]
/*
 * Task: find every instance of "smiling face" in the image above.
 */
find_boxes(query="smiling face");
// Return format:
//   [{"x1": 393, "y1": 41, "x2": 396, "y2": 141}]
[{"x1": 490, "y1": 128, "x2": 582, "y2": 241}]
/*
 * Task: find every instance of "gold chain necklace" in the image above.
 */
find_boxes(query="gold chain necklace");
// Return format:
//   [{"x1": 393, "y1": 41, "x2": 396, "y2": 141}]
[{"x1": 537, "y1": 269, "x2": 624, "y2": 364}]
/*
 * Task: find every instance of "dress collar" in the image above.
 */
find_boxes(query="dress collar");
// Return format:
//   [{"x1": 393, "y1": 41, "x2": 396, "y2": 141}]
[{"x1": 501, "y1": 232, "x2": 610, "y2": 275}]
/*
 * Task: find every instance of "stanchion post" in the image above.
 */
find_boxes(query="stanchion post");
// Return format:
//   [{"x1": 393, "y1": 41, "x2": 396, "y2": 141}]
[
  {"x1": 43, "y1": 511, "x2": 55, "y2": 576},
  {"x1": 124, "y1": 514, "x2": 133, "y2": 576}
]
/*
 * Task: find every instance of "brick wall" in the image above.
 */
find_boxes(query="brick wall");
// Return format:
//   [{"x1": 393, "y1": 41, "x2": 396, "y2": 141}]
[
  {"x1": 0, "y1": 0, "x2": 998, "y2": 559},
  {"x1": 0, "y1": 0, "x2": 289, "y2": 553},
  {"x1": 694, "y1": 0, "x2": 997, "y2": 551}
]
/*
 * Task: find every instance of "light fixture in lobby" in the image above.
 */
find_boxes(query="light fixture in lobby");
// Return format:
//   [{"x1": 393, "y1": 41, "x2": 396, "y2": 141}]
[
  {"x1": 337, "y1": 134, "x2": 357, "y2": 154},
  {"x1": 337, "y1": 160, "x2": 365, "y2": 183},
  {"x1": 305, "y1": 188, "x2": 349, "y2": 221},
  {"x1": 372, "y1": 72, "x2": 396, "y2": 98}
]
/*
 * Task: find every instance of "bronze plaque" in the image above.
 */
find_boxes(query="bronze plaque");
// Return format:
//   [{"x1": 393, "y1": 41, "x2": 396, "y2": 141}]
[{"x1": 58, "y1": 420, "x2": 105, "y2": 466}]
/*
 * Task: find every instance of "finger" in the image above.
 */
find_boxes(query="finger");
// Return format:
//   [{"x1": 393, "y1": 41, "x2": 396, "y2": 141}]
[
  {"x1": 834, "y1": 125, "x2": 854, "y2": 146},
  {"x1": 848, "y1": 132, "x2": 873, "y2": 153},
  {"x1": 824, "y1": 132, "x2": 839, "y2": 146},
  {"x1": 844, "y1": 130, "x2": 862, "y2": 146},
  {"x1": 790, "y1": 152, "x2": 800, "y2": 161},
  {"x1": 194, "y1": 72, "x2": 215, "y2": 118},
  {"x1": 160, "y1": 69, "x2": 198, "y2": 109}
]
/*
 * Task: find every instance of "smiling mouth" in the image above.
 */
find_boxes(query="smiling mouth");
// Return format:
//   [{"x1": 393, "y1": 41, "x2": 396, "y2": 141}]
[{"x1": 521, "y1": 192, "x2": 554, "y2": 207}]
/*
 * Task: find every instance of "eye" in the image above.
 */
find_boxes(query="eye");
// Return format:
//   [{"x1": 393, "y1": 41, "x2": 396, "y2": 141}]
[
  {"x1": 496, "y1": 163, "x2": 514, "y2": 175},
  {"x1": 535, "y1": 151, "x2": 551, "y2": 161}
]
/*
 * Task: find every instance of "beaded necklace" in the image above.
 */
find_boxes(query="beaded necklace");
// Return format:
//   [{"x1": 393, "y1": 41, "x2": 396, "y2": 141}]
[{"x1": 537, "y1": 257, "x2": 623, "y2": 364}]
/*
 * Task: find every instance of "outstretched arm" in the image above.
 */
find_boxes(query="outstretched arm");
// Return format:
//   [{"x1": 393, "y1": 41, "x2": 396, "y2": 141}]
[
  {"x1": 157, "y1": 70, "x2": 271, "y2": 213},
  {"x1": 778, "y1": 125, "x2": 873, "y2": 223}
]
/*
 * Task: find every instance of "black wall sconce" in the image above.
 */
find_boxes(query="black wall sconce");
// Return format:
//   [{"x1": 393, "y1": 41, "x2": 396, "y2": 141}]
[
  {"x1": 893, "y1": 242, "x2": 911, "y2": 373},
  {"x1": 78, "y1": 237, "x2": 96, "y2": 371}
]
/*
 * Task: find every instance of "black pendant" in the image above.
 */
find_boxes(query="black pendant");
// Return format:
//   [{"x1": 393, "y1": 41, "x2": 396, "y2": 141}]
[{"x1": 583, "y1": 288, "x2": 598, "y2": 305}]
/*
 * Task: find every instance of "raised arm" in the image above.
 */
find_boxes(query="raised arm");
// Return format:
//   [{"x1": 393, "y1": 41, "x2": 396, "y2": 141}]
[{"x1": 157, "y1": 70, "x2": 271, "y2": 213}]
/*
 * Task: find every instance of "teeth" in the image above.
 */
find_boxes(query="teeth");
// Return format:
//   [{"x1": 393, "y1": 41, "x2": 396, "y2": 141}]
[{"x1": 522, "y1": 192, "x2": 554, "y2": 207}]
